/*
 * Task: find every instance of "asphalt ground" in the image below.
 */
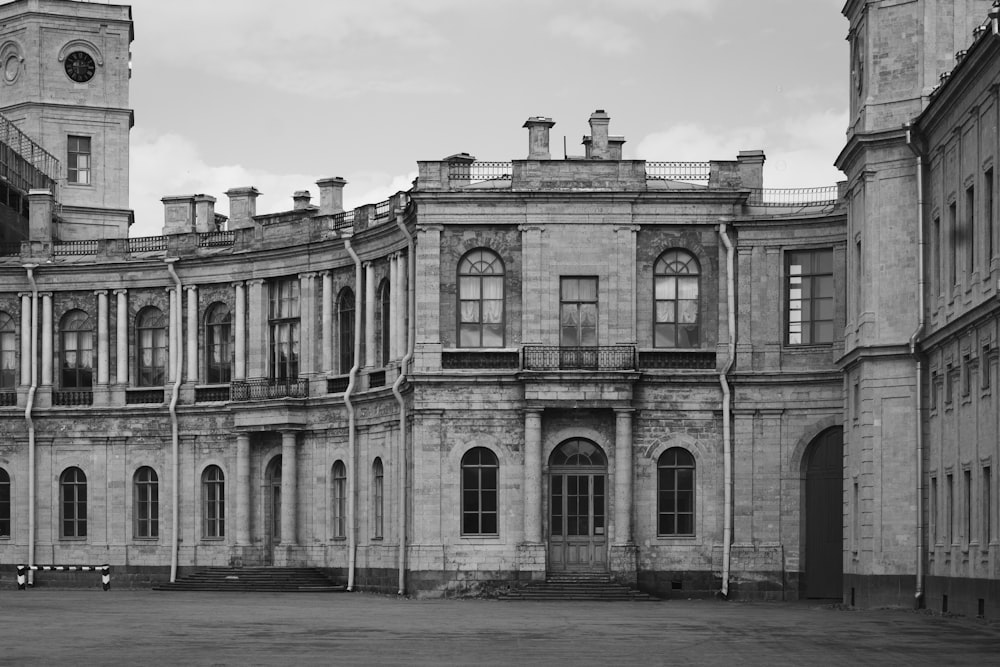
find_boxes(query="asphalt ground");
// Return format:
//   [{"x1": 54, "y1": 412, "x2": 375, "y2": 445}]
[{"x1": 1, "y1": 591, "x2": 997, "y2": 666}]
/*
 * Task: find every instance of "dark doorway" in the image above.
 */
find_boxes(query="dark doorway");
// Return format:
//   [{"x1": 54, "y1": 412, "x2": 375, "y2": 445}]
[
  {"x1": 264, "y1": 455, "x2": 282, "y2": 565},
  {"x1": 804, "y1": 426, "x2": 843, "y2": 599}
]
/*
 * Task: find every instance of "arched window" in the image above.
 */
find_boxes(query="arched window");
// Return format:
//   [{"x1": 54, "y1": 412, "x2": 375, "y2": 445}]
[
  {"x1": 461, "y1": 448, "x2": 499, "y2": 535},
  {"x1": 0, "y1": 312, "x2": 15, "y2": 389},
  {"x1": 654, "y1": 250, "x2": 700, "y2": 348},
  {"x1": 458, "y1": 249, "x2": 505, "y2": 348},
  {"x1": 202, "y1": 465, "x2": 225, "y2": 538},
  {"x1": 337, "y1": 288, "x2": 355, "y2": 374},
  {"x1": 0, "y1": 467, "x2": 10, "y2": 538},
  {"x1": 657, "y1": 448, "x2": 695, "y2": 536},
  {"x1": 60, "y1": 310, "x2": 93, "y2": 389},
  {"x1": 60, "y1": 467, "x2": 87, "y2": 538},
  {"x1": 378, "y1": 280, "x2": 391, "y2": 365},
  {"x1": 332, "y1": 461, "x2": 347, "y2": 539},
  {"x1": 372, "y1": 457, "x2": 384, "y2": 539},
  {"x1": 136, "y1": 307, "x2": 167, "y2": 387},
  {"x1": 269, "y1": 278, "x2": 300, "y2": 380},
  {"x1": 133, "y1": 467, "x2": 159, "y2": 539},
  {"x1": 205, "y1": 302, "x2": 232, "y2": 384}
]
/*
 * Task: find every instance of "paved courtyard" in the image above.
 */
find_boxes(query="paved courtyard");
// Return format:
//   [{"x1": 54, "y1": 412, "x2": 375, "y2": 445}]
[{"x1": 1, "y1": 590, "x2": 997, "y2": 666}]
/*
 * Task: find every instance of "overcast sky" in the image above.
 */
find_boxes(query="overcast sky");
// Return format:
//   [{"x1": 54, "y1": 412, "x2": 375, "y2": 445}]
[{"x1": 126, "y1": 0, "x2": 848, "y2": 237}]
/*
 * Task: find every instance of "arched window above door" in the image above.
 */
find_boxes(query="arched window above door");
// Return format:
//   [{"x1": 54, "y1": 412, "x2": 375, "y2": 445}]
[{"x1": 549, "y1": 438, "x2": 607, "y2": 467}]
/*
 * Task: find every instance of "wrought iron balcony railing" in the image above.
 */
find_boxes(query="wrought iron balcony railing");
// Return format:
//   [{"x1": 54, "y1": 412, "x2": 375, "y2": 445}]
[
  {"x1": 125, "y1": 388, "x2": 165, "y2": 405},
  {"x1": 522, "y1": 346, "x2": 636, "y2": 371},
  {"x1": 195, "y1": 385, "x2": 231, "y2": 402},
  {"x1": 327, "y1": 375, "x2": 350, "y2": 394},
  {"x1": 0, "y1": 391, "x2": 16, "y2": 407},
  {"x1": 639, "y1": 350, "x2": 717, "y2": 370},
  {"x1": 52, "y1": 389, "x2": 93, "y2": 406},
  {"x1": 231, "y1": 377, "x2": 309, "y2": 401},
  {"x1": 644, "y1": 161, "x2": 711, "y2": 182},
  {"x1": 442, "y1": 350, "x2": 520, "y2": 370}
]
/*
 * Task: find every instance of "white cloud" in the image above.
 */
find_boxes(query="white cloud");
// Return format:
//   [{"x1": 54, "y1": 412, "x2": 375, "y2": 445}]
[
  {"x1": 635, "y1": 123, "x2": 768, "y2": 162},
  {"x1": 549, "y1": 16, "x2": 634, "y2": 55}
]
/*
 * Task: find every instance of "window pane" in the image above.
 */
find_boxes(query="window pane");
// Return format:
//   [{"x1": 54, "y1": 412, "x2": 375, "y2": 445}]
[
  {"x1": 655, "y1": 277, "x2": 675, "y2": 300},
  {"x1": 482, "y1": 324, "x2": 503, "y2": 348},
  {"x1": 460, "y1": 277, "x2": 480, "y2": 300},
  {"x1": 578, "y1": 278, "x2": 597, "y2": 301}
]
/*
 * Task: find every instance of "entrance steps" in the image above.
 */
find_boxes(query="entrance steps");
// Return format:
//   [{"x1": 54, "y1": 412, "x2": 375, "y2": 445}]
[
  {"x1": 501, "y1": 572, "x2": 659, "y2": 601},
  {"x1": 153, "y1": 567, "x2": 345, "y2": 593}
]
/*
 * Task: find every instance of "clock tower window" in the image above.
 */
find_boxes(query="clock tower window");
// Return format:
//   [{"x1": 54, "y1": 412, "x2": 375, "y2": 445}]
[{"x1": 67, "y1": 135, "x2": 91, "y2": 185}]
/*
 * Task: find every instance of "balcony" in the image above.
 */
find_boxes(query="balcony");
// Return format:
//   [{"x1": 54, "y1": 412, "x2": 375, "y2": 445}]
[
  {"x1": 0, "y1": 390, "x2": 15, "y2": 406},
  {"x1": 125, "y1": 388, "x2": 165, "y2": 405},
  {"x1": 442, "y1": 350, "x2": 519, "y2": 370},
  {"x1": 52, "y1": 389, "x2": 93, "y2": 406},
  {"x1": 231, "y1": 378, "x2": 309, "y2": 402},
  {"x1": 638, "y1": 350, "x2": 717, "y2": 370},
  {"x1": 522, "y1": 346, "x2": 636, "y2": 371},
  {"x1": 195, "y1": 385, "x2": 231, "y2": 402}
]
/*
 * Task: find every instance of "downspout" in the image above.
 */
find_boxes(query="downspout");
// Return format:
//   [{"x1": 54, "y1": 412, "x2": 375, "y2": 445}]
[
  {"x1": 905, "y1": 125, "x2": 926, "y2": 604},
  {"x1": 393, "y1": 202, "x2": 415, "y2": 596},
  {"x1": 343, "y1": 234, "x2": 362, "y2": 591},
  {"x1": 23, "y1": 264, "x2": 38, "y2": 585},
  {"x1": 718, "y1": 222, "x2": 736, "y2": 599},
  {"x1": 165, "y1": 258, "x2": 183, "y2": 583}
]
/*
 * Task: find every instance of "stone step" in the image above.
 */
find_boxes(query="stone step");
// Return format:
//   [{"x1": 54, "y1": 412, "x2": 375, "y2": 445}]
[
  {"x1": 154, "y1": 567, "x2": 344, "y2": 593},
  {"x1": 499, "y1": 573, "x2": 659, "y2": 602}
]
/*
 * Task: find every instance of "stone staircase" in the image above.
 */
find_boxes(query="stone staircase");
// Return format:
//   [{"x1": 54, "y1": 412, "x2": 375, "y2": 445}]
[
  {"x1": 153, "y1": 567, "x2": 345, "y2": 593},
  {"x1": 500, "y1": 572, "x2": 659, "y2": 601}
]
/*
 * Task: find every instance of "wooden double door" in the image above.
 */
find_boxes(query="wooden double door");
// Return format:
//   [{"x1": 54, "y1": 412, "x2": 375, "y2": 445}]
[{"x1": 548, "y1": 439, "x2": 608, "y2": 571}]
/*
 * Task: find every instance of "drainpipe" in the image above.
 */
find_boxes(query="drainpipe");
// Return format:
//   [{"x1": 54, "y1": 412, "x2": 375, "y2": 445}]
[
  {"x1": 905, "y1": 125, "x2": 926, "y2": 604},
  {"x1": 23, "y1": 264, "x2": 38, "y2": 585},
  {"x1": 392, "y1": 201, "x2": 415, "y2": 596},
  {"x1": 343, "y1": 234, "x2": 362, "y2": 591},
  {"x1": 718, "y1": 222, "x2": 736, "y2": 599},
  {"x1": 165, "y1": 258, "x2": 183, "y2": 583}
]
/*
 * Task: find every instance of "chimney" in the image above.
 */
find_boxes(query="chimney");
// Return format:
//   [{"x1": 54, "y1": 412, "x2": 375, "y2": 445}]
[
  {"x1": 293, "y1": 190, "x2": 313, "y2": 211},
  {"x1": 587, "y1": 109, "x2": 611, "y2": 159},
  {"x1": 522, "y1": 116, "x2": 556, "y2": 160},
  {"x1": 737, "y1": 150, "x2": 766, "y2": 191},
  {"x1": 28, "y1": 189, "x2": 54, "y2": 242},
  {"x1": 194, "y1": 194, "x2": 216, "y2": 233},
  {"x1": 161, "y1": 195, "x2": 195, "y2": 235},
  {"x1": 225, "y1": 186, "x2": 260, "y2": 230},
  {"x1": 316, "y1": 177, "x2": 347, "y2": 215}
]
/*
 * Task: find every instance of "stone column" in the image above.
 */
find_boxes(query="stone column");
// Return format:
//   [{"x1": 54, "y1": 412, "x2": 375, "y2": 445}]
[
  {"x1": 236, "y1": 433, "x2": 251, "y2": 546},
  {"x1": 40, "y1": 293, "x2": 52, "y2": 386},
  {"x1": 389, "y1": 254, "x2": 398, "y2": 361},
  {"x1": 234, "y1": 282, "x2": 246, "y2": 381},
  {"x1": 397, "y1": 253, "x2": 407, "y2": 358},
  {"x1": 364, "y1": 262, "x2": 376, "y2": 367},
  {"x1": 281, "y1": 431, "x2": 298, "y2": 545},
  {"x1": 321, "y1": 271, "x2": 333, "y2": 373},
  {"x1": 247, "y1": 279, "x2": 266, "y2": 378},
  {"x1": 167, "y1": 287, "x2": 178, "y2": 383},
  {"x1": 19, "y1": 293, "x2": 31, "y2": 385},
  {"x1": 524, "y1": 409, "x2": 543, "y2": 543},
  {"x1": 415, "y1": 225, "x2": 442, "y2": 371},
  {"x1": 298, "y1": 272, "x2": 316, "y2": 376},
  {"x1": 614, "y1": 409, "x2": 634, "y2": 544},
  {"x1": 185, "y1": 286, "x2": 198, "y2": 382},
  {"x1": 95, "y1": 290, "x2": 109, "y2": 385},
  {"x1": 115, "y1": 289, "x2": 128, "y2": 384}
]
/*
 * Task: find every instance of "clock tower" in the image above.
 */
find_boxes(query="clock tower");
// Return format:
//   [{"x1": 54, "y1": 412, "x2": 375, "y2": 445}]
[{"x1": 0, "y1": 0, "x2": 133, "y2": 239}]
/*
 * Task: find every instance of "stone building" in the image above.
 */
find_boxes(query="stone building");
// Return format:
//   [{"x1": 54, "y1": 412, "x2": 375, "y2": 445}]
[{"x1": 0, "y1": 0, "x2": 996, "y2": 615}]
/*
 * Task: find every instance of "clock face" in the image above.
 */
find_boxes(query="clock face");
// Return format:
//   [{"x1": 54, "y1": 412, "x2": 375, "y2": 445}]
[
  {"x1": 65, "y1": 51, "x2": 95, "y2": 83},
  {"x1": 2, "y1": 54, "x2": 19, "y2": 83}
]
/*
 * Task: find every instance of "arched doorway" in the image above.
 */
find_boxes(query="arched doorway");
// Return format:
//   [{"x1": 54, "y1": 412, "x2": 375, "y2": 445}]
[
  {"x1": 804, "y1": 426, "x2": 843, "y2": 598},
  {"x1": 548, "y1": 438, "x2": 607, "y2": 571},
  {"x1": 264, "y1": 455, "x2": 282, "y2": 564}
]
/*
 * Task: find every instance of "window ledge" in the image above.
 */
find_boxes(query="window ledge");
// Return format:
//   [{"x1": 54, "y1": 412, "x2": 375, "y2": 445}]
[
  {"x1": 59, "y1": 537, "x2": 87, "y2": 541},
  {"x1": 460, "y1": 535, "x2": 501, "y2": 541},
  {"x1": 200, "y1": 537, "x2": 225, "y2": 542}
]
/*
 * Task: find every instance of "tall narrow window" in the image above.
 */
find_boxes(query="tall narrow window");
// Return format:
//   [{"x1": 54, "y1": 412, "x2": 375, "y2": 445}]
[
  {"x1": 202, "y1": 465, "x2": 225, "y2": 538},
  {"x1": 855, "y1": 240, "x2": 863, "y2": 317},
  {"x1": 332, "y1": 461, "x2": 347, "y2": 539},
  {"x1": 0, "y1": 467, "x2": 9, "y2": 538},
  {"x1": 67, "y1": 135, "x2": 91, "y2": 185},
  {"x1": 458, "y1": 249, "x2": 505, "y2": 348},
  {"x1": 133, "y1": 467, "x2": 159, "y2": 539},
  {"x1": 378, "y1": 280, "x2": 391, "y2": 365},
  {"x1": 205, "y1": 303, "x2": 232, "y2": 384},
  {"x1": 136, "y1": 307, "x2": 167, "y2": 387},
  {"x1": 786, "y1": 249, "x2": 834, "y2": 345},
  {"x1": 930, "y1": 476, "x2": 938, "y2": 544},
  {"x1": 560, "y1": 277, "x2": 598, "y2": 346},
  {"x1": 461, "y1": 448, "x2": 499, "y2": 535},
  {"x1": 966, "y1": 186, "x2": 976, "y2": 276},
  {"x1": 986, "y1": 169, "x2": 995, "y2": 268},
  {"x1": 853, "y1": 481, "x2": 861, "y2": 549},
  {"x1": 372, "y1": 458, "x2": 384, "y2": 539},
  {"x1": 337, "y1": 288, "x2": 355, "y2": 374},
  {"x1": 947, "y1": 473, "x2": 954, "y2": 543},
  {"x1": 60, "y1": 467, "x2": 87, "y2": 538},
  {"x1": 932, "y1": 217, "x2": 941, "y2": 297},
  {"x1": 657, "y1": 448, "x2": 695, "y2": 536},
  {"x1": 0, "y1": 312, "x2": 14, "y2": 389},
  {"x1": 654, "y1": 250, "x2": 700, "y2": 348},
  {"x1": 949, "y1": 202, "x2": 958, "y2": 287},
  {"x1": 983, "y1": 466, "x2": 992, "y2": 546},
  {"x1": 269, "y1": 278, "x2": 300, "y2": 380},
  {"x1": 60, "y1": 310, "x2": 93, "y2": 389},
  {"x1": 965, "y1": 469, "x2": 973, "y2": 544}
]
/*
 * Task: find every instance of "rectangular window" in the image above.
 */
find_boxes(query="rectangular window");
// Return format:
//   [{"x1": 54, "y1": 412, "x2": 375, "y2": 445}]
[
  {"x1": 0, "y1": 325, "x2": 14, "y2": 389},
  {"x1": 268, "y1": 278, "x2": 300, "y2": 380},
  {"x1": 560, "y1": 277, "x2": 598, "y2": 347},
  {"x1": 947, "y1": 473, "x2": 954, "y2": 543},
  {"x1": 949, "y1": 202, "x2": 958, "y2": 287},
  {"x1": 853, "y1": 377, "x2": 861, "y2": 424},
  {"x1": 962, "y1": 354, "x2": 972, "y2": 397},
  {"x1": 930, "y1": 476, "x2": 938, "y2": 545},
  {"x1": 853, "y1": 481, "x2": 860, "y2": 550},
  {"x1": 0, "y1": 470, "x2": 9, "y2": 538},
  {"x1": 966, "y1": 186, "x2": 976, "y2": 276},
  {"x1": 932, "y1": 217, "x2": 941, "y2": 297},
  {"x1": 965, "y1": 469, "x2": 973, "y2": 544},
  {"x1": 986, "y1": 169, "x2": 994, "y2": 267},
  {"x1": 67, "y1": 135, "x2": 91, "y2": 185},
  {"x1": 855, "y1": 240, "x2": 863, "y2": 317},
  {"x1": 984, "y1": 466, "x2": 992, "y2": 545},
  {"x1": 786, "y1": 249, "x2": 834, "y2": 345}
]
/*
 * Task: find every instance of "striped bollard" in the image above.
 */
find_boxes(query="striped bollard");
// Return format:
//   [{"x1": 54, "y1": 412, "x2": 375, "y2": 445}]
[
  {"x1": 101, "y1": 565, "x2": 110, "y2": 591},
  {"x1": 16, "y1": 565, "x2": 26, "y2": 590}
]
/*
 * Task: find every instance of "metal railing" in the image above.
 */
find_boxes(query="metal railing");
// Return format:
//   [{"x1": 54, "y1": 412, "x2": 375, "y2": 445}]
[
  {"x1": 448, "y1": 161, "x2": 513, "y2": 183},
  {"x1": 0, "y1": 391, "x2": 16, "y2": 407},
  {"x1": 52, "y1": 390, "x2": 93, "y2": 406},
  {"x1": 0, "y1": 113, "x2": 60, "y2": 191},
  {"x1": 125, "y1": 236, "x2": 167, "y2": 253},
  {"x1": 645, "y1": 162, "x2": 711, "y2": 182},
  {"x1": 53, "y1": 240, "x2": 98, "y2": 255},
  {"x1": 125, "y1": 389, "x2": 164, "y2": 405},
  {"x1": 0, "y1": 241, "x2": 22, "y2": 257},
  {"x1": 745, "y1": 186, "x2": 839, "y2": 207},
  {"x1": 522, "y1": 346, "x2": 636, "y2": 371},
  {"x1": 442, "y1": 350, "x2": 520, "y2": 370},
  {"x1": 195, "y1": 385, "x2": 230, "y2": 402},
  {"x1": 331, "y1": 210, "x2": 355, "y2": 230},
  {"x1": 197, "y1": 231, "x2": 235, "y2": 247},
  {"x1": 230, "y1": 377, "x2": 309, "y2": 401},
  {"x1": 374, "y1": 198, "x2": 392, "y2": 220},
  {"x1": 327, "y1": 375, "x2": 350, "y2": 394},
  {"x1": 639, "y1": 350, "x2": 717, "y2": 370},
  {"x1": 368, "y1": 370, "x2": 386, "y2": 388}
]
